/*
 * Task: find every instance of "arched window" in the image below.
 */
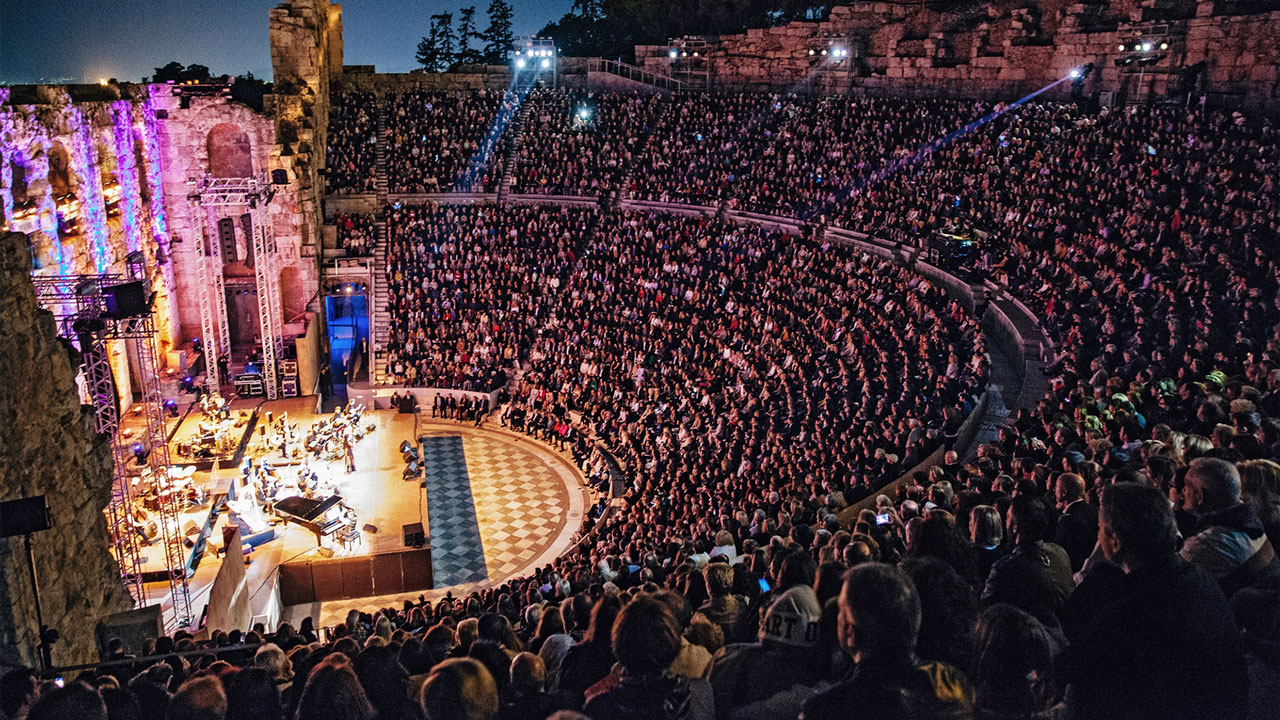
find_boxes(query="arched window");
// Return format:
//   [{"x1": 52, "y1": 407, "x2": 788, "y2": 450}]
[{"x1": 206, "y1": 123, "x2": 254, "y2": 178}]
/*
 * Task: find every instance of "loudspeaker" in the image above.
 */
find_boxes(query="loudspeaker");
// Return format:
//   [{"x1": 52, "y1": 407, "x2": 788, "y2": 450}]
[
  {"x1": 0, "y1": 496, "x2": 51, "y2": 537},
  {"x1": 316, "y1": 546, "x2": 335, "y2": 558},
  {"x1": 103, "y1": 281, "x2": 150, "y2": 319},
  {"x1": 271, "y1": 169, "x2": 289, "y2": 185},
  {"x1": 240, "y1": 213, "x2": 255, "y2": 269},
  {"x1": 362, "y1": 523, "x2": 378, "y2": 534},
  {"x1": 403, "y1": 523, "x2": 424, "y2": 548},
  {"x1": 217, "y1": 217, "x2": 237, "y2": 261}
]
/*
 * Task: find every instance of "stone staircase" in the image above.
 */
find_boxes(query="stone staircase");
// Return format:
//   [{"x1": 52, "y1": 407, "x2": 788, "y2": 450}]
[
  {"x1": 372, "y1": 96, "x2": 392, "y2": 385},
  {"x1": 497, "y1": 96, "x2": 535, "y2": 202}
]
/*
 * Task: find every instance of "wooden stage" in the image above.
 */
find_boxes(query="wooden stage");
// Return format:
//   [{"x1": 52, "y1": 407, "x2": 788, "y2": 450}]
[{"x1": 132, "y1": 395, "x2": 589, "y2": 631}]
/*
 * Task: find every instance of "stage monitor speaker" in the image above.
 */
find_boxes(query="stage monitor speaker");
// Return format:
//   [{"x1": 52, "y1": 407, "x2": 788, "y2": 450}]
[
  {"x1": 403, "y1": 523, "x2": 424, "y2": 548},
  {"x1": 316, "y1": 546, "x2": 335, "y2": 558},
  {"x1": 240, "y1": 213, "x2": 255, "y2": 269},
  {"x1": 271, "y1": 169, "x2": 289, "y2": 185},
  {"x1": 0, "y1": 496, "x2": 51, "y2": 538},
  {"x1": 103, "y1": 281, "x2": 150, "y2": 319},
  {"x1": 362, "y1": 523, "x2": 378, "y2": 534}
]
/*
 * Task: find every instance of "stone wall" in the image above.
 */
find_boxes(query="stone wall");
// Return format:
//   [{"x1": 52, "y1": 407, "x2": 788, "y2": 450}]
[
  {"x1": 0, "y1": 232, "x2": 132, "y2": 667},
  {"x1": 0, "y1": 85, "x2": 181, "y2": 403},
  {"x1": 336, "y1": 66, "x2": 516, "y2": 94},
  {"x1": 636, "y1": 0, "x2": 1280, "y2": 112}
]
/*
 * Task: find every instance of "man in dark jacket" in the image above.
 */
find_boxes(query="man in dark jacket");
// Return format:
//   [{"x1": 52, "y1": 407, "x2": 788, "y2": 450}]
[
  {"x1": 1054, "y1": 472, "x2": 1099, "y2": 572},
  {"x1": 801, "y1": 564, "x2": 972, "y2": 720},
  {"x1": 1063, "y1": 482, "x2": 1248, "y2": 720},
  {"x1": 981, "y1": 494, "x2": 1074, "y2": 627}
]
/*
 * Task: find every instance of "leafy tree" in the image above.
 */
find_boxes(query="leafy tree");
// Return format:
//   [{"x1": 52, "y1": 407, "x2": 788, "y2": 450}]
[
  {"x1": 456, "y1": 6, "x2": 485, "y2": 66},
  {"x1": 150, "y1": 62, "x2": 213, "y2": 84},
  {"x1": 482, "y1": 0, "x2": 515, "y2": 64},
  {"x1": 416, "y1": 12, "x2": 457, "y2": 72},
  {"x1": 230, "y1": 72, "x2": 273, "y2": 112}
]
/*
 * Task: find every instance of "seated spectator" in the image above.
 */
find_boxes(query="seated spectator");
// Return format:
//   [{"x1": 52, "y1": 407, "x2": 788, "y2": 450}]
[
  {"x1": 1181, "y1": 457, "x2": 1280, "y2": 596},
  {"x1": 294, "y1": 655, "x2": 374, "y2": 720},
  {"x1": 981, "y1": 495, "x2": 1073, "y2": 628},
  {"x1": 27, "y1": 684, "x2": 107, "y2": 720},
  {"x1": 582, "y1": 596, "x2": 713, "y2": 720},
  {"x1": 970, "y1": 604, "x2": 1062, "y2": 719},
  {"x1": 800, "y1": 563, "x2": 972, "y2": 720},
  {"x1": 706, "y1": 583, "x2": 834, "y2": 718},
  {"x1": 420, "y1": 658, "x2": 499, "y2": 720},
  {"x1": 499, "y1": 653, "x2": 554, "y2": 720},
  {"x1": 1052, "y1": 472, "x2": 1098, "y2": 573},
  {"x1": 166, "y1": 675, "x2": 225, "y2": 720},
  {"x1": 1064, "y1": 482, "x2": 1247, "y2": 720}
]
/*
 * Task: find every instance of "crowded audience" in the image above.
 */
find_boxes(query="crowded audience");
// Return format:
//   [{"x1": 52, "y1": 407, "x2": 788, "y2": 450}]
[
  {"x1": 385, "y1": 90, "x2": 514, "y2": 193},
  {"x1": 510, "y1": 89, "x2": 659, "y2": 196},
  {"x1": 325, "y1": 91, "x2": 378, "y2": 194},
  {"x1": 16, "y1": 94, "x2": 1280, "y2": 720},
  {"x1": 333, "y1": 212, "x2": 376, "y2": 257}
]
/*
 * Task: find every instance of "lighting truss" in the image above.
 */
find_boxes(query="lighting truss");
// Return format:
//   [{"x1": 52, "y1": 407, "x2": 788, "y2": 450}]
[{"x1": 187, "y1": 175, "x2": 284, "y2": 399}]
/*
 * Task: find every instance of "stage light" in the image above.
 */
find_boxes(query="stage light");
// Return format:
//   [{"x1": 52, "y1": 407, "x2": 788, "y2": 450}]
[
  {"x1": 164, "y1": 399, "x2": 179, "y2": 418},
  {"x1": 1118, "y1": 44, "x2": 1126, "y2": 51},
  {"x1": 98, "y1": 78, "x2": 108, "y2": 86},
  {"x1": 1159, "y1": 42, "x2": 1168, "y2": 50},
  {"x1": 1069, "y1": 69, "x2": 1081, "y2": 79},
  {"x1": 669, "y1": 49, "x2": 678, "y2": 59},
  {"x1": 541, "y1": 58, "x2": 551, "y2": 69},
  {"x1": 516, "y1": 58, "x2": 526, "y2": 69},
  {"x1": 1132, "y1": 43, "x2": 1142, "y2": 51},
  {"x1": 1142, "y1": 42, "x2": 1153, "y2": 51},
  {"x1": 403, "y1": 461, "x2": 420, "y2": 480},
  {"x1": 132, "y1": 443, "x2": 149, "y2": 466},
  {"x1": 345, "y1": 284, "x2": 352, "y2": 294},
  {"x1": 821, "y1": 48, "x2": 828, "y2": 56},
  {"x1": 681, "y1": 51, "x2": 688, "y2": 57},
  {"x1": 809, "y1": 49, "x2": 815, "y2": 56},
  {"x1": 833, "y1": 48, "x2": 847, "y2": 58},
  {"x1": 692, "y1": 52, "x2": 699, "y2": 57}
]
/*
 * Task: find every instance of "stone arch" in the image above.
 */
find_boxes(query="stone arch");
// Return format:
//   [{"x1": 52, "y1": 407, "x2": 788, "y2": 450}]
[
  {"x1": 206, "y1": 123, "x2": 254, "y2": 178},
  {"x1": 47, "y1": 142, "x2": 74, "y2": 197}
]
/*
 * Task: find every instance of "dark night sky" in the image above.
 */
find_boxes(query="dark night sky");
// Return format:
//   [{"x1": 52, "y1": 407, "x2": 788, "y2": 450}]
[{"x1": 0, "y1": 0, "x2": 575, "y2": 84}]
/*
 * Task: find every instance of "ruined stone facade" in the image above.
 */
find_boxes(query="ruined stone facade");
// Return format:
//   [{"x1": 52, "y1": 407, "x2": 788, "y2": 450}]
[
  {"x1": 637, "y1": 0, "x2": 1280, "y2": 112},
  {"x1": 0, "y1": 0, "x2": 340, "y2": 663},
  {"x1": 0, "y1": 232, "x2": 132, "y2": 667},
  {"x1": 0, "y1": 84, "x2": 181, "y2": 405}
]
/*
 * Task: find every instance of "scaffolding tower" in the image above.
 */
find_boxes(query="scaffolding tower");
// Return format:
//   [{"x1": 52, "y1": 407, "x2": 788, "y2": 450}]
[
  {"x1": 33, "y1": 273, "x2": 192, "y2": 627},
  {"x1": 186, "y1": 175, "x2": 284, "y2": 399}
]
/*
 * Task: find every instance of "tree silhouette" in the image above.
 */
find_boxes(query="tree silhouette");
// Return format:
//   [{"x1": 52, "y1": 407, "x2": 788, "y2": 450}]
[
  {"x1": 456, "y1": 6, "x2": 484, "y2": 66},
  {"x1": 482, "y1": 0, "x2": 515, "y2": 64},
  {"x1": 416, "y1": 12, "x2": 457, "y2": 72}
]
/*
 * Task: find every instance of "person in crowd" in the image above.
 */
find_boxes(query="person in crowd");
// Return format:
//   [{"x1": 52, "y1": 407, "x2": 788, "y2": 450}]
[
  {"x1": 1052, "y1": 473, "x2": 1098, "y2": 573},
  {"x1": 582, "y1": 596, "x2": 713, "y2": 720},
  {"x1": 800, "y1": 563, "x2": 972, "y2": 720},
  {"x1": 981, "y1": 495, "x2": 1073, "y2": 628},
  {"x1": 419, "y1": 658, "x2": 500, "y2": 720},
  {"x1": 1181, "y1": 457, "x2": 1280, "y2": 596},
  {"x1": 1063, "y1": 482, "x2": 1247, "y2": 720}
]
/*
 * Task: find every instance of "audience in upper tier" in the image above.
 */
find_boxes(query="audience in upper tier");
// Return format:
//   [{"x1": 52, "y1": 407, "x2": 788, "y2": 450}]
[
  {"x1": 385, "y1": 89, "x2": 513, "y2": 194},
  {"x1": 10, "y1": 92, "x2": 1277, "y2": 720},
  {"x1": 325, "y1": 91, "x2": 377, "y2": 195},
  {"x1": 333, "y1": 212, "x2": 376, "y2": 257}
]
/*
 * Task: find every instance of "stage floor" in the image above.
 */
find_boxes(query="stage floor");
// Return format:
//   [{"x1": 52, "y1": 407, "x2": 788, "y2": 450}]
[{"x1": 138, "y1": 397, "x2": 589, "y2": 630}]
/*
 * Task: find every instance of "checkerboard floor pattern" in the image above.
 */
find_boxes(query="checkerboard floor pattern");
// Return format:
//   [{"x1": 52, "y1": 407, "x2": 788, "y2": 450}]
[{"x1": 462, "y1": 434, "x2": 571, "y2": 582}]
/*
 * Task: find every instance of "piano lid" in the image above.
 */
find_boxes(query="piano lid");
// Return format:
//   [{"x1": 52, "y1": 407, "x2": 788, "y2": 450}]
[{"x1": 275, "y1": 494, "x2": 342, "y2": 521}]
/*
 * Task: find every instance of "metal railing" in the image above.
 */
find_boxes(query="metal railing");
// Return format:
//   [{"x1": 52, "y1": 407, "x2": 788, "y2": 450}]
[{"x1": 586, "y1": 58, "x2": 686, "y2": 92}]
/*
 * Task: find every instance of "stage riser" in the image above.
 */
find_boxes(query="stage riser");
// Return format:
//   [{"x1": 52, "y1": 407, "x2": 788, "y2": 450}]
[{"x1": 278, "y1": 548, "x2": 433, "y2": 605}]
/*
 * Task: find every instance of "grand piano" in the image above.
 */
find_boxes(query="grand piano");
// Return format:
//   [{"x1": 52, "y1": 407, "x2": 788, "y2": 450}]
[{"x1": 274, "y1": 495, "x2": 345, "y2": 546}]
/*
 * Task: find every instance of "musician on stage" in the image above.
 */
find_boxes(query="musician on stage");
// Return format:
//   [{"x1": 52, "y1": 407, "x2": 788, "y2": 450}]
[{"x1": 343, "y1": 431, "x2": 357, "y2": 473}]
